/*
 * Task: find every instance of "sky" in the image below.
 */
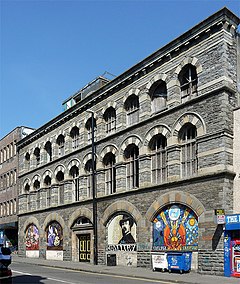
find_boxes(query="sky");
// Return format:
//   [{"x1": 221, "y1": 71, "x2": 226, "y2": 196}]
[{"x1": 0, "y1": 0, "x2": 239, "y2": 139}]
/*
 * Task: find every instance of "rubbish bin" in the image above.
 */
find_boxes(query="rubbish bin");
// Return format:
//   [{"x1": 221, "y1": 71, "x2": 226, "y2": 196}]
[
  {"x1": 107, "y1": 254, "x2": 116, "y2": 266},
  {"x1": 151, "y1": 252, "x2": 168, "y2": 272},
  {"x1": 167, "y1": 252, "x2": 192, "y2": 273}
]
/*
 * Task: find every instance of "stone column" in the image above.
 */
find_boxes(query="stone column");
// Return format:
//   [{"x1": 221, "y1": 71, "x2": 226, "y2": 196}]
[
  {"x1": 51, "y1": 184, "x2": 59, "y2": 206},
  {"x1": 139, "y1": 154, "x2": 152, "y2": 188},
  {"x1": 18, "y1": 194, "x2": 28, "y2": 214},
  {"x1": 167, "y1": 145, "x2": 181, "y2": 181},
  {"x1": 115, "y1": 162, "x2": 126, "y2": 192},
  {"x1": 64, "y1": 179, "x2": 74, "y2": 204}
]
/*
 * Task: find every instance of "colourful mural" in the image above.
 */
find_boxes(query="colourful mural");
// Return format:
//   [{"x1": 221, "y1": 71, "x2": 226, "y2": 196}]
[
  {"x1": 108, "y1": 214, "x2": 136, "y2": 246},
  {"x1": 46, "y1": 221, "x2": 63, "y2": 250},
  {"x1": 153, "y1": 204, "x2": 198, "y2": 251},
  {"x1": 25, "y1": 224, "x2": 39, "y2": 250}
]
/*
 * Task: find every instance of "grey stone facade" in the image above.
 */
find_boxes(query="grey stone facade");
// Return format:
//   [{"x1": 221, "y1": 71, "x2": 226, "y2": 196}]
[{"x1": 17, "y1": 8, "x2": 240, "y2": 275}]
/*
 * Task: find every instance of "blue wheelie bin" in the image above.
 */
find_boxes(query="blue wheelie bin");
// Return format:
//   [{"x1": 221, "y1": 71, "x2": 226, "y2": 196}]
[{"x1": 167, "y1": 251, "x2": 192, "y2": 273}]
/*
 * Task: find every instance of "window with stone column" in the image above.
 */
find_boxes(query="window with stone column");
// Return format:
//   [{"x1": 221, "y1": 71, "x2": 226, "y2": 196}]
[
  {"x1": 149, "y1": 134, "x2": 167, "y2": 184},
  {"x1": 149, "y1": 80, "x2": 167, "y2": 113},
  {"x1": 56, "y1": 171, "x2": 64, "y2": 205},
  {"x1": 103, "y1": 152, "x2": 116, "y2": 195},
  {"x1": 70, "y1": 126, "x2": 80, "y2": 150},
  {"x1": 44, "y1": 141, "x2": 52, "y2": 162},
  {"x1": 85, "y1": 117, "x2": 97, "y2": 144},
  {"x1": 56, "y1": 134, "x2": 65, "y2": 157},
  {"x1": 178, "y1": 64, "x2": 198, "y2": 102},
  {"x1": 179, "y1": 123, "x2": 197, "y2": 178},
  {"x1": 103, "y1": 107, "x2": 116, "y2": 134},
  {"x1": 124, "y1": 144, "x2": 139, "y2": 189},
  {"x1": 34, "y1": 147, "x2": 41, "y2": 166},
  {"x1": 85, "y1": 159, "x2": 95, "y2": 198},
  {"x1": 69, "y1": 165, "x2": 80, "y2": 201},
  {"x1": 124, "y1": 95, "x2": 139, "y2": 126},
  {"x1": 44, "y1": 175, "x2": 52, "y2": 207}
]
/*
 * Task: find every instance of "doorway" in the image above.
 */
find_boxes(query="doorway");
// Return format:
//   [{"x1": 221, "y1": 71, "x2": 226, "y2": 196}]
[{"x1": 78, "y1": 234, "x2": 90, "y2": 262}]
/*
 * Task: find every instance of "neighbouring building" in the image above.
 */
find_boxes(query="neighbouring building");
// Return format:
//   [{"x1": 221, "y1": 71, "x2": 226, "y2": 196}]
[
  {"x1": 17, "y1": 8, "x2": 239, "y2": 276},
  {"x1": 0, "y1": 127, "x2": 34, "y2": 249}
]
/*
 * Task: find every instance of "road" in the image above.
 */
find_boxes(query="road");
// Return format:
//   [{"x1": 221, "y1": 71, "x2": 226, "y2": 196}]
[{"x1": 5, "y1": 262, "x2": 175, "y2": 284}]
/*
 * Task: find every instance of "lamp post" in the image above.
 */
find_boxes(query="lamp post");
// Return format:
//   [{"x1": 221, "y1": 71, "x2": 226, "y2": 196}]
[{"x1": 86, "y1": 109, "x2": 98, "y2": 265}]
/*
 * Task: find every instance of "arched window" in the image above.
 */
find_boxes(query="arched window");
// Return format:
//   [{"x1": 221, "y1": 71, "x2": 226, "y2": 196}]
[
  {"x1": 85, "y1": 118, "x2": 97, "y2": 144},
  {"x1": 24, "y1": 183, "x2": 30, "y2": 193},
  {"x1": 69, "y1": 165, "x2": 80, "y2": 201},
  {"x1": 85, "y1": 160, "x2": 95, "y2": 198},
  {"x1": 150, "y1": 80, "x2": 167, "y2": 113},
  {"x1": 179, "y1": 64, "x2": 198, "y2": 102},
  {"x1": 103, "y1": 153, "x2": 116, "y2": 195},
  {"x1": 124, "y1": 95, "x2": 139, "y2": 125},
  {"x1": 44, "y1": 141, "x2": 52, "y2": 162},
  {"x1": 44, "y1": 175, "x2": 51, "y2": 187},
  {"x1": 25, "y1": 152, "x2": 30, "y2": 169},
  {"x1": 179, "y1": 123, "x2": 197, "y2": 177},
  {"x1": 34, "y1": 147, "x2": 40, "y2": 166},
  {"x1": 33, "y1": 180, "x2": 40, "y2": 190},
  {"x1": 149, "y1": 134, "x2": 167, "y2": 184},
  {"x1": 56, "y1": 135, "x2": 65, "y2": 157},
  {"x1": 70, "y1": 126, "x2": 80, "y2": 150},
  {"x1": 103, "y1": 107, "x2": 116, "y2": 134},
  {"x1": 56, "y1": 171, "x2": 64, "y2": 204},
  {"x1": 43, "y1": 175, "x2": 51, "y2": 206},
  {"x1": 124, "y1": 144, "x2": 139, "y2": 189}
]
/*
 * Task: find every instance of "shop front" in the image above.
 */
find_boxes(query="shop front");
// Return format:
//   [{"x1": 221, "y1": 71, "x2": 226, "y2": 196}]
[{"x1": 224, "y1": 214, "x2": 240, "y2": 278}]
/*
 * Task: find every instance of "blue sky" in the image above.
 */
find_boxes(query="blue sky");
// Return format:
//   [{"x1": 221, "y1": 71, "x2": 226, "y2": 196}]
[{"x1": 1, "y1": 0, "x2": 239, "y2": 139}]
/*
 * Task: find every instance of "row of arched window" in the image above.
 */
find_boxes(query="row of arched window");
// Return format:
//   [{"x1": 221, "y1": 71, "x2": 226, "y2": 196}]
[
  {"x1": 21, "y1": 122, "x2": 198, "y2": 212},
  {"x1": 23, "y1": 64, "x2": 199, "y2": 170}
]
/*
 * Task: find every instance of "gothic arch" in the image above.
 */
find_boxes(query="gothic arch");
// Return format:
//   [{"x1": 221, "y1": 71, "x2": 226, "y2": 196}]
[
  {"x1": 54, "y1": 164, "x2": 66, "y2": 176},
  {"x1": 145, "y1": 190, "x2": 205, "y2": 222},
  {"x1": 67, "y1": 159, "x2": 81, "y2": 171},
  {"x1": 42, "y1": 169, "x2": 53, "y2": 180}
]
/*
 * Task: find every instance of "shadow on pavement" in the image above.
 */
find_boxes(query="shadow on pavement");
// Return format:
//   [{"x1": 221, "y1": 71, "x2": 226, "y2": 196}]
[{"x1": 1, "y1": 275, "x2": 47, "y2": 284}]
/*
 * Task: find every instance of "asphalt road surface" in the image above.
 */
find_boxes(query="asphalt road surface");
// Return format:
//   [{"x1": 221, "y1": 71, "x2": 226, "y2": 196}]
[{"x1": 4, "y1": 262, "x2": 175, "y2": 284}]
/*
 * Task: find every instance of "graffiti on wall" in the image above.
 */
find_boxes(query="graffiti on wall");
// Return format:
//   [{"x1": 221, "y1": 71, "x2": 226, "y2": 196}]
[
  {"x1": 25, "y1": 224, "x2": 39, "y2": 250},
  {"x1": 107, "y1": 214, "x2": 136, "y2": 251},
  {"x1": 46, "y1": 221, "x2": 63, "y2": 250},
  {"x1": 153, "y1": 204, "x2": 198, "y2": 251}
]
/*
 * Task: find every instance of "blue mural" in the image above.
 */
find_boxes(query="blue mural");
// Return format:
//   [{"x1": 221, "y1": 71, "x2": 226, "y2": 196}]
[
  {"x1": 47, "y1": 221, "x2": 63, "y2": 250},
  {"x1": 153, "y1": 204, "x2": 198, "y2": 251}
]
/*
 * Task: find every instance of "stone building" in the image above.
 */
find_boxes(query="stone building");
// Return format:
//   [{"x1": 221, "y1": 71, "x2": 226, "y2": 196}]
[
  {"x1": 17, "y1": 8, "x2": 239, "y2": 275},
  {"x1": 0, "y1": 127, "x2": 34, "y2": 249}
]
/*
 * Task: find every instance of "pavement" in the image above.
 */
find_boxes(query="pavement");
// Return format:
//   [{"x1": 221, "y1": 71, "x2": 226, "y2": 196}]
[{"x1": 11, "y1": 255, "x2": 239, "y2": 284}]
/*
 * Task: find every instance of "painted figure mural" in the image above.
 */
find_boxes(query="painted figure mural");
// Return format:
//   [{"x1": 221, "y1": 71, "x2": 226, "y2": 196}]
[
  {"x1": 108, "y1": 214, "x2": 136, "y2": 246},
  {"x1": 25, "y1": 224, "x2": 39, "y2": 250},
  {"x1": 153, "y1": 204, "x2": 198, "y2": 251},
  {"x1": 46, "y1": 221, "x2": 63, "y2": 249}
]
